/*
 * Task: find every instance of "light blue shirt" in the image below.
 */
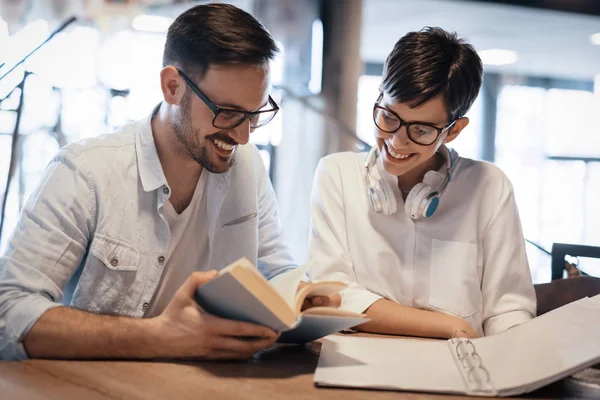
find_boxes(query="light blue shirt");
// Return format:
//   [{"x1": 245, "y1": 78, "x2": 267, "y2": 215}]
[{"x1": 0, "y1": 108, "x2": 297, "y2": 360}]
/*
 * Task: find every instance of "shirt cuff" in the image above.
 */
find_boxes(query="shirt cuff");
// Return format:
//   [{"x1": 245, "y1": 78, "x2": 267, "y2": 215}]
[
  {"x1": 340, "y1": 287, "x2": 383, "y2": 314},
  {"x1": 1, "y1": 295, "x2": 62, "y2": 360},
  {"x1": 483, "y1": 310, "x2": 533, "y2": 336}
]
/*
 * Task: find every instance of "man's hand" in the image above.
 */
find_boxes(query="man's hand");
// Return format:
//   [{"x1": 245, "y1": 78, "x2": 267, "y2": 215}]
[
  {"x1": 153, "y1": 271, "x2": 279, "y2": 360},
  {"x1": 297, "y1": 281, "x2": 342, "y2": 311}
]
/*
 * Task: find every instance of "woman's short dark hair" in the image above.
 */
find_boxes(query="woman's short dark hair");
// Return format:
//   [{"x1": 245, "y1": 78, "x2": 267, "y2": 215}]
[
  {"x1": 163, "y1": 3, "x2": 279, "y2": 79},
  {"x1": 382, "y1": 27, "x2": 483, "y2": 121}
]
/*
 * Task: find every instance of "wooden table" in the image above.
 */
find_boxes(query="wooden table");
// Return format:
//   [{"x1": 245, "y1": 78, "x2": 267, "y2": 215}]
[{"x1": 1, "y1": 338, "x2": 598, "y2": 399}]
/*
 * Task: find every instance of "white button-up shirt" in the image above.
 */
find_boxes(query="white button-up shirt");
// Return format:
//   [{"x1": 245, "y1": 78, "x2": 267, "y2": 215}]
[{"x1": 308, "y1": 150, "x2": 536, "y2": 337}]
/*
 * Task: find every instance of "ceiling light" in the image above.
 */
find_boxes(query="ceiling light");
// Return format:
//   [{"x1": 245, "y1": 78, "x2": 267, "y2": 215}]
[
  {"x1": 591, "y1": 32, "x2": 600, "y2": 46},
  {"x1": 478, "y1": 49, "x2": 519, "y2": 66},
  {"x1": 131, "y1": 15, "x2": 173, "y2": 33}
]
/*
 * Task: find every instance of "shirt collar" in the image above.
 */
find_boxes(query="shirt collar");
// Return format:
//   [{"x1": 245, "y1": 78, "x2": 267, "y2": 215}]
[{"x1": 135, "y1": 104, "x2": 168, "y2": 192}]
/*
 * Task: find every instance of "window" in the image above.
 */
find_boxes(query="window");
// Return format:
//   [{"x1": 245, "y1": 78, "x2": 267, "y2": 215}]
[
  {"x1": 495, "y1": 86, "x2": 600, "y2": 282},
  {"x1": 0, "y1": 26, "x2": 167, "y2": 251}
]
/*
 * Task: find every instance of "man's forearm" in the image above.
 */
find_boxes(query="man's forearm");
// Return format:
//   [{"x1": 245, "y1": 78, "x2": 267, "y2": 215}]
[
  {"x1": 357, "y1": 298, "x2": 473, "y2": 339},
  {"x1": 23, "y1": 306, "x2": 162, "y2": 359}
]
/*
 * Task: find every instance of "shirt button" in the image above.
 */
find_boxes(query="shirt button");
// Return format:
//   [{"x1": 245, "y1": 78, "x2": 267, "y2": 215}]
[
  {"x1": 110, "y1": 258, "x2": 119, "y2": 267},
  {"x1": 163, "y1": 186, "x2": 170, "y2": 195},
  {"x1": 158, "y1": 256, "x2": 165, "y2": 263},
  {"x1": 142, "y1": 302, "x2": 149, "y2": 310},
  {"x1": 217, "y1": 184, "x2": 223, "y2": 191}
]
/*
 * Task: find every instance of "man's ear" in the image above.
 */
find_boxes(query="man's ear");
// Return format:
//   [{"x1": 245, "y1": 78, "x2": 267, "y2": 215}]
[
  {"x1": 444, "y1": 117, "x2": 469, "y2": 144},
  {"x1": 160, "y1": 66, "x2": 186, "y2": 105}
]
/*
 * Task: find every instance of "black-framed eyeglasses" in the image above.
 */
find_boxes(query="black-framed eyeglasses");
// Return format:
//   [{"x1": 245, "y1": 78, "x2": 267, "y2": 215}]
[
  {"x1": 373, "y1": 93, "x2": 457, "y2": 146},
  {"x1": 177, "y1": 68, "x2": 280, "y2": 129}
]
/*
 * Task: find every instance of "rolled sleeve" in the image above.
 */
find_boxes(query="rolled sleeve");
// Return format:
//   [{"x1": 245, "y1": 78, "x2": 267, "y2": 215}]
[
  {"x1": 0, "y1": 294, "x2": 63, "y2": 360},
  {"x1": 0, "y1": 148, "x2": 94, "y2": 360},
  {"x1": 483, "y1": 310, "x2": 533, "y2": 335},
  {"x1": 340, "y1": 285, "x2": 383, "y2": 314}
]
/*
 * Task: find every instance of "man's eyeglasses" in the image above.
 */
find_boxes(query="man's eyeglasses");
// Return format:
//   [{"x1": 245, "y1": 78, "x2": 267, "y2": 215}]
[
  {"x1": 177, "y1": 68, "x2": 279, "y2": 130},
  {"x1": 373, "y1": 94, "x2": 457, "y2": 146}
]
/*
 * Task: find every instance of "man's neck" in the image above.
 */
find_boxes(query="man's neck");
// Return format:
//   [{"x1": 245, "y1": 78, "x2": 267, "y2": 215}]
[
  {"x1": 151, "y1": 103, "x2": 202, "y2": 212},
  {"x1": 397, "y1": 151, "x2": 444, "y2": 195}
]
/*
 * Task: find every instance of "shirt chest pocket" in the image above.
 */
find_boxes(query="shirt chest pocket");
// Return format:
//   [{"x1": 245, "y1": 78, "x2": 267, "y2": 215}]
[
  {"x1": 72, "y1": 234, "x2": 140, "y2": 314},
  {"x1": 212, "y1": 214, "x2": 258, "y2": 269},
  {"x1": 429, "y1": 239, "x2": 481, "y2": 319},
  {"x1": 90, "y1": 234, "x2": 140, "y2": 271}
]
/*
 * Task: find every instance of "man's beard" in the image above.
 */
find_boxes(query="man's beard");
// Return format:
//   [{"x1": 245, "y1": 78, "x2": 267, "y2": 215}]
[{"x1": 171, "y1": 98, "x2": 236, "y2": 174}]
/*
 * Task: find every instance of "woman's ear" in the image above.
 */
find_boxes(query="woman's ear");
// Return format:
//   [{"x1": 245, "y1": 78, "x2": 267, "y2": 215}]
[{"x1": 444, "y1": 117, "x2": 469, "y2": 144}]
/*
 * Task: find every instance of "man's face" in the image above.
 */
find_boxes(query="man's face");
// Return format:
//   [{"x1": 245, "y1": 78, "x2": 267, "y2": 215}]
[
  {"x1": 172, "y1": 64, "x2": 270, "y2": 173},
  {"x1": 374, "y1": 94, "x2": 455, "y2": 178}
]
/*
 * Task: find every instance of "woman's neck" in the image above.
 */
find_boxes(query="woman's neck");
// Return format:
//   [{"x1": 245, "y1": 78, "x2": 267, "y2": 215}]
[{"x1": 397, "y1": 151, "x2": 444, "y2": 195}]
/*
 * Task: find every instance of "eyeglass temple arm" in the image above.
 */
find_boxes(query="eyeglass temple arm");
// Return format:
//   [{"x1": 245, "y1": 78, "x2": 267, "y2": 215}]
[{"x1": 176, "y1": 68, "x2": 219, "y2": 113}]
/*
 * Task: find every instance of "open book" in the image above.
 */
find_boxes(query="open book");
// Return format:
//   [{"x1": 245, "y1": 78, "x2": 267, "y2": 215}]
[
  {"x1": 315, "y1": 295, "x2": 600, "y2": 397},
  {"x1": 194, "y1": 258, "x2": 367, "y2": 344}
]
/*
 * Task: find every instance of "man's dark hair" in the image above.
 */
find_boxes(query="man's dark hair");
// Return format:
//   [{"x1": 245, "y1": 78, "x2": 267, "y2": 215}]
[
  {"x1": 382, "y1": 27, "x2": 483, "y2": 121},
  {"x1": 163, "y1": 3, "x2": 279, "y2": 79}
]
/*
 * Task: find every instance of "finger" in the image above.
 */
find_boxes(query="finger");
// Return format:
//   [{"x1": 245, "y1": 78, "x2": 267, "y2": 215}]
[
  {"x1": 328, "y1": 293, "x2": 342, "y2": 308},
  {"x1": 177, "y1": 270, "x2": 219, "y2": 299},
  {"x1": 307, "y1": 294, "x2": 342, "y2": 308},
  {"x1": 204, "y1": 313, "x2": 278, "y2": 339},
  {"x1": 311, "y1": 296, "x2": 324, "y2": 306}
]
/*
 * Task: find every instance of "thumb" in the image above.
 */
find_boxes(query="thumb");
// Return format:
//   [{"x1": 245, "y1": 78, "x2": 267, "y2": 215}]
[{"x1": 179, "y1": 270, "x2": 218, "y2": 297}]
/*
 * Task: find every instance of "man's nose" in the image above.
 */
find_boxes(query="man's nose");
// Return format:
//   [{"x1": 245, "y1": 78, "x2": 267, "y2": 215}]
[{"x1": 229, "y1": 118, "x2": 251, "y2": 145}]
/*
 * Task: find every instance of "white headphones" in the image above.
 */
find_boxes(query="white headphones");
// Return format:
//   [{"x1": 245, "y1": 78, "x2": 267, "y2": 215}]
[{"x1": 364, "y1": 145, "x2": 454, "y2": 219}]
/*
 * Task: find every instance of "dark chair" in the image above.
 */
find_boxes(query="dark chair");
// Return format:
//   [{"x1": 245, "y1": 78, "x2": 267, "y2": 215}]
[{"x1": 534, "y1": 276, "x2": 600, "y2": 316}]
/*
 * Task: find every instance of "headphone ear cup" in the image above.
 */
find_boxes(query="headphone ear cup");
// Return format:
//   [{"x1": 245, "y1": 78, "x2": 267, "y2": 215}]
[
  {"x1": 404, "y1": 183, "x2": 432, "y2": 220},
  {"x1": 422, "y1": 194, "x2": 440, "y2": 218}
]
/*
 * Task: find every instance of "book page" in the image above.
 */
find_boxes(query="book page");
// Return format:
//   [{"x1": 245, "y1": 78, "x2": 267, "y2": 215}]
[
  {"x1": 301, "y1": 306, "x2": 364, "y2": 318},
  {"x1": 195, "y1": 272, "x2": 292, "y2": 331},
  {"x1": 268, "y1": 262, "x2": 311, "y2": 312},
  {"x1": 315, "y1": 335, "x2": 465, "y2": 394},
  {"x1": 269, "y1": 261, "x2": 349, "y2": 315},
  {"x1": 294, "y1": 281, "x2": 347, "y2": 314},
  {"x1": 469, "y1": 297, "x2": 600, "y2": 396}
]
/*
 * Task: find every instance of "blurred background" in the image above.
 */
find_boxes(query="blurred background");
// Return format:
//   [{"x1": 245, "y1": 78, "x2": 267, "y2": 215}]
[{"x1": 1, "y1": 0, "x2": 599, "y2": 283}]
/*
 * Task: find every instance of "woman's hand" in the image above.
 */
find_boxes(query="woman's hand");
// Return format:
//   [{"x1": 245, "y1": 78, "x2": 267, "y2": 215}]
[{"x1": 297, "y1": 282, "x2": 342, "y2": 311}]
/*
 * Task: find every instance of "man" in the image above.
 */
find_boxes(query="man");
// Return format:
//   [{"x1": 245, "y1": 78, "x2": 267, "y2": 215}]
[{"x1": 0, "y1": 3, "x2": 333, "y2": 361}]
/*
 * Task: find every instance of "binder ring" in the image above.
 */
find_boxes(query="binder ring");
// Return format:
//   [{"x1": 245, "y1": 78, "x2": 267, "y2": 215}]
[
  {"x1": 451, "y1": 336, "x2": 494, "y2": 392},
  {"x1": 467, "y1": 364, "x2": 492, "y2": 385},
  {"x1": 451, "y1": 330, "x2": 469, "y2": 343},
  {"x1": 456, "y1": 340, "x2": 477, "y2": 360}
]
